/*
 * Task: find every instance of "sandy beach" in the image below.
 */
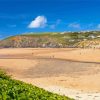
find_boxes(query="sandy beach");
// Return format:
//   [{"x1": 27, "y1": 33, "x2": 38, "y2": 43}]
[{"x1": 0, "y1": 48, "x2": 100, "y2": 100}]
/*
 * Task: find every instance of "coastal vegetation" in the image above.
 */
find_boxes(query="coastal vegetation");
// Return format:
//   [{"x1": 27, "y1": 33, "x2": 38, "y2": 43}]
[
  {"x1": 0, "y1": 31, "x2": 100, "y2": 48},
  {"x1": 0, "y1": 70, "x2": 73, "y2": 100}
]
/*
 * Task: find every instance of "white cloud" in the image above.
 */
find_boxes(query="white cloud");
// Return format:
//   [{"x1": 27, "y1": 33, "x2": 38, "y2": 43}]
[
  {"x1": 28, "y1": 16, "x2": 47, "y2": 28},
  {"x1": 50, "y1": 19, "x2": 61, "y2": 29},
  {"x1": 68, "y1": 23, "x2": 81, "y2": 28}
]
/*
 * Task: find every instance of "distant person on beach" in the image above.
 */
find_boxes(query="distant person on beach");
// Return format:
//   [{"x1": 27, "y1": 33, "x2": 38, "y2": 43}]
[{"x1": 52, "y1": 55, "x2": 54, "y2": 58}]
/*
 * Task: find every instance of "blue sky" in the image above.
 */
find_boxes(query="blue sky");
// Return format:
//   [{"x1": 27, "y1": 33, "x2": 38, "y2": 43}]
[{"x1": 0, "y1": 0, "x2": 100, "y2": 38}]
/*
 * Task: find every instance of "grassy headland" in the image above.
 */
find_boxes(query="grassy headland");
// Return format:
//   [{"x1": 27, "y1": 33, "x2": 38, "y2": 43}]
[{"x1": 0, "y1": 31, "x2": 100, "y2": 48}]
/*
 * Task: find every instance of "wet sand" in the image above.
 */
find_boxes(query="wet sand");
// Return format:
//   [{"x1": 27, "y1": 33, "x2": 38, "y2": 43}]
[{"x1": 0, "y1": 48, "x2": 100, "y2": 100}]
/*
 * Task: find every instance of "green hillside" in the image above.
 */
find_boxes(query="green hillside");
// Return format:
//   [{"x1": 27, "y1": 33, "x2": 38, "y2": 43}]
[
  {"x1": 0, "y1": 70, "x2": 73, "y2": 100},
  {"x1": 0, "y1": 31, "x2": 100, "y2": 48}
]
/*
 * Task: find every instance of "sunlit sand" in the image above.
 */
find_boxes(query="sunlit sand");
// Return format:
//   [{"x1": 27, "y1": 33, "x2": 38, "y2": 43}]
[{"x1": 0, "y1": 48, "x2": 100, "y2": 99}]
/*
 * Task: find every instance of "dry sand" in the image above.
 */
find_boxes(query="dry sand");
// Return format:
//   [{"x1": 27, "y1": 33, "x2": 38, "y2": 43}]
[{"x1": 0, "y1": 48, "x2": 100, "y2": 100}]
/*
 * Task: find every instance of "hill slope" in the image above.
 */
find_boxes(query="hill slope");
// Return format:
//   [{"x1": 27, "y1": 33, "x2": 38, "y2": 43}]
[{"x1": 0, "y1": 31, "x2": 100, "y2": 48}]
